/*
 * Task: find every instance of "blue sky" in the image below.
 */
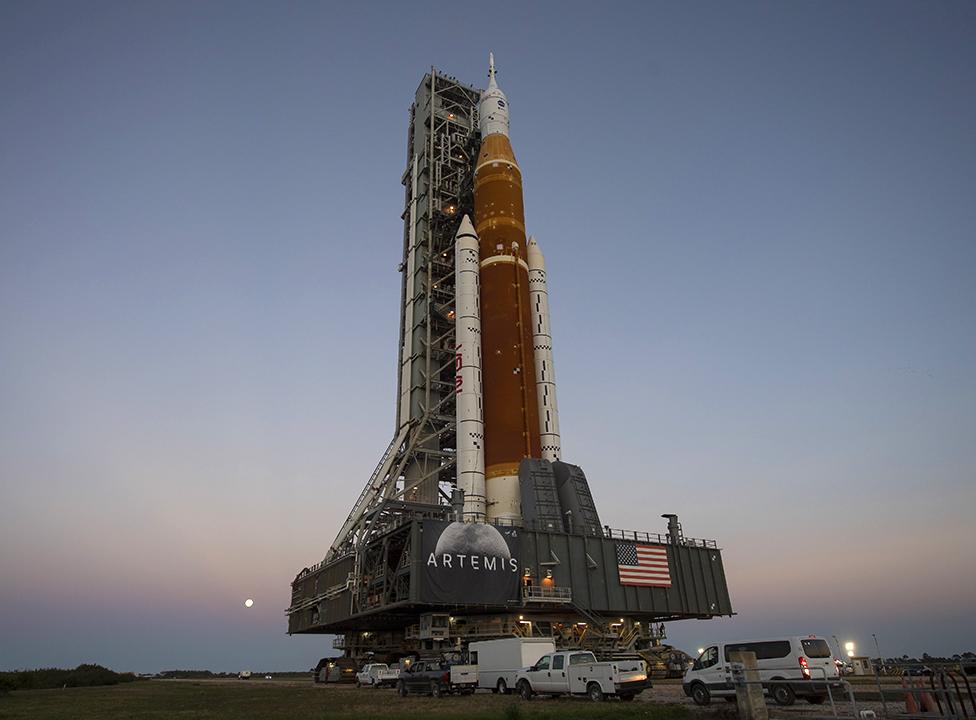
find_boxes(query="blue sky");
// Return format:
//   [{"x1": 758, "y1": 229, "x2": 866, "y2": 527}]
[{"x1": 1, "y1": 0, "x2": 974, "y2": 672}]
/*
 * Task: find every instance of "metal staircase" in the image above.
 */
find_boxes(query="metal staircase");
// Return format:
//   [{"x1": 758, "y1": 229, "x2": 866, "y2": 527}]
[{"x1": 327, "y1": 424, "x2": 410, "y2": 559}]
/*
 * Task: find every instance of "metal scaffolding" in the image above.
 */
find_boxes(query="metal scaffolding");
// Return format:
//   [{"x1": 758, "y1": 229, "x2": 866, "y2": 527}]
[{"x1": 326, "y1": 70, "x2": 482, "y2": 563}]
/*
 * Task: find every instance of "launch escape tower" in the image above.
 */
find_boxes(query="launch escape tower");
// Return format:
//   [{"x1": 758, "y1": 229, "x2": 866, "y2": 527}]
[{"x1": 287, "y1": 66, "x2": 733, "y2": 661}]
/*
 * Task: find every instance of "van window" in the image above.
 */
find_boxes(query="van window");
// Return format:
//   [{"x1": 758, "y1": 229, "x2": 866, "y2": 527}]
[
  {"x1": 801, "y1": 639, "x2": 832, "y2": 658},
  {"x1": 701, "y1": 646, "x2": 719, "y2": 668},
  {"x1": 724, "y1": 641, "x2": 791, "y2": 661},
  {"x1": 552, "y1": 655, "x2": 565, "y2": 670}
]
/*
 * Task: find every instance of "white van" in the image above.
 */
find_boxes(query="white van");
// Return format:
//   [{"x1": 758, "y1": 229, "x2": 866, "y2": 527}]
[
  {"x1": 683, "y1": 636, "x2": 842, "y2": 706},
  {"x1": 470, "y1": 637, "x2": 555, "y2": 694}
]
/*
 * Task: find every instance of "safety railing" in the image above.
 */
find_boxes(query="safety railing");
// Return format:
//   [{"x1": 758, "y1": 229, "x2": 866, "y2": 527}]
[
  {"x1": 603, "y1": 526, "x2": 718, "y2": 548},
  {"x1": 724, "y1": 663, "x2": 851, "y2": 718},
  {"x1": 893, "y1": 670, "x2": 976, "y2": 720},
  {"x1": 723, "y1": 663, "x2": 976, "y2": 720},
  {"x1": 522, "y1": 585, "x2": 572, "y2": 603},
  {"x1": 485, "y1": 517, "x2": 719, "y2": 548}
]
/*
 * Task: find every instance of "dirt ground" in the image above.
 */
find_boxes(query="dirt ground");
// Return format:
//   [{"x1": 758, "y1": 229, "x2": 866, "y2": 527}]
[{"x1": 0, "y1": 679, "x2": 684, "y2": 720}]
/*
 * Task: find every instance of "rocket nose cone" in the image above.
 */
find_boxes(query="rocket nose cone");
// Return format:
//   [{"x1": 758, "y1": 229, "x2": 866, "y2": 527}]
[
  {"x1": 487, "y1": 51, "x2": 497, "y2": 88},
  {"x1": 457, "y1": 214, "x2": 476, "y2": 236},
  {"x1": 527, "y1": 235, "x2": 544, "y2": 266}
]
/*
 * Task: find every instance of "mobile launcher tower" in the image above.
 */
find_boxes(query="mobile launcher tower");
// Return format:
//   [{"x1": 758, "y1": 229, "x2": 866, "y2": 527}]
[{"x1": 287, "y1": 58, "x2": 733, "y2": 661}]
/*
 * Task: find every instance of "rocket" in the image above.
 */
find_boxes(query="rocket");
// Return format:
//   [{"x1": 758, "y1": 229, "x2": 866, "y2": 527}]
[
  {"x1": 454, "y1": 215, "x2": 486, "y2": 523},
  {"x1": 528, "y1": 236, "x2": 561, "y2": 462},
  {"x1": 455, "y1": 54, "x2": 561, "y2": 525}
]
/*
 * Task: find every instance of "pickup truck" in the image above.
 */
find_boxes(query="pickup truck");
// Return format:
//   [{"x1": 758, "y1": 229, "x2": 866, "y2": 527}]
[
  {"x1": 514, "y1": 651, "x2": 650, "y2": 702},
  {"x1": 356, "y1": 663, "x2": 400, "y2": 688},
  {"x1": 396, "y1": 660, "x2": 477, "y2": 697}
]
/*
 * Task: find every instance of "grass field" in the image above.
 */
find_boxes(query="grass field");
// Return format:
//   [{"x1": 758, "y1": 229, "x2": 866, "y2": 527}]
[{"x1": 0, "y1": 680, "x2": 691, "y2": 720}]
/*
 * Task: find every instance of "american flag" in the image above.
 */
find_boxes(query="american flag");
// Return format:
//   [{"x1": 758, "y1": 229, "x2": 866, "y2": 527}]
[{"x1": 616, "y1": 543, "x2": 672, "y2": 587}]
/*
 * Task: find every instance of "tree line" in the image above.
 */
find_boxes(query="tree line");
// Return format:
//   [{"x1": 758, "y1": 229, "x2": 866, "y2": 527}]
[{"x1": 0, "y1": 664, "x2": 139, "y2": 695}]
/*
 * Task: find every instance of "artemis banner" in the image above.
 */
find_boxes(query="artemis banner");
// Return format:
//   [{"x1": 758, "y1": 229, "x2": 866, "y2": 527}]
[{"x1": 421, "y1": 520, "x2": 521, "y2": 605}]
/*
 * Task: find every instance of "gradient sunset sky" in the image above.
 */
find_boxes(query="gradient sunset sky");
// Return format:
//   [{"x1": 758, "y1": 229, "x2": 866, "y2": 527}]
[{"x1": 2, "y1": 1, "x2": 974, "y2": 672}]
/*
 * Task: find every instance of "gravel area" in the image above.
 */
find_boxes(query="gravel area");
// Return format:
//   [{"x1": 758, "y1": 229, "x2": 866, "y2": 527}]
[
  {"x1": 636, "y1": 680, "x2": 895, "y2": 717},
  {"x1": 188, "y1": 676, "x2": 900, "y2": 717}
]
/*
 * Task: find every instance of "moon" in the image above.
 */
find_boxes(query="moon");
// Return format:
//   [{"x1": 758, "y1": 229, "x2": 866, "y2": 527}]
[
  {"x1": 433, "y1": 522, "x2": 510, "y2": 559},
  {"x1": 244, "y1": 598, "x2": 254, "y2": 608}
]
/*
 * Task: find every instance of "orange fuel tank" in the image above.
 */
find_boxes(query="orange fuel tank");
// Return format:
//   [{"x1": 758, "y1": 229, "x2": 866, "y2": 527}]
[{"x1": 473, "y1": 55, "x2": 540, "y2": 523}]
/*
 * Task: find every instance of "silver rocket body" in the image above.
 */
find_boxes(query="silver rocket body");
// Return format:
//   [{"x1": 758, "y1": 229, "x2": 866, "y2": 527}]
[
  {"x1": 528, "y1": 236, "x2": 561, "y2": 462},
  {"x1": 454, "y1": 215, "x2": 487, "y2": 522}
]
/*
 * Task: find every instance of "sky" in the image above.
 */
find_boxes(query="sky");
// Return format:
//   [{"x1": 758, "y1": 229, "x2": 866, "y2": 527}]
[{"x1": 1, "y1": 0, "x2": 974, "y2": 673}]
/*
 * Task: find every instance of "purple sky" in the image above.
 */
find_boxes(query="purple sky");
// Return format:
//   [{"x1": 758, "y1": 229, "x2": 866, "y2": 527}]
[{"x1": 2, "y1": 1, "x2": 974, "y2": 672}]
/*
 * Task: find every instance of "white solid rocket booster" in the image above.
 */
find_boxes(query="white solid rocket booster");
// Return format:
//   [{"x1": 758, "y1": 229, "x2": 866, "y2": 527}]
[
  {"x1": 528, "y1": 236, "x2": 561, "y2": 461},
  {"x1": 454, "y1": 215, "x2": 487, "y2": 522}
]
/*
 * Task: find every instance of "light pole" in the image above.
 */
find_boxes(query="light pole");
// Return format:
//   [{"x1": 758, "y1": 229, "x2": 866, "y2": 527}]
[
  {"x1": 872, "y1": 633, "x2": 883, "y2": 672},
  {"x1": 832, "y1": 635, "x2": 843, "y2": 658}
]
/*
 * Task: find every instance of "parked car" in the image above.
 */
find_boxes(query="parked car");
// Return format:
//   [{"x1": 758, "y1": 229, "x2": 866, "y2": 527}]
[
  {"x1": 396, "y1": 660, "x2": 477, "y2": 697},
  {"x1": 683, "y1": 635, "x2": 843, "y2": 706},
  {"x1": 331, "y1": 657, "x2": 359, "y2": 683},
  {"x1": 903, "y1": 666, "x2": 934, "y2": 676},
  {"x1": 356, "y1": 663, "x2": 400, "y2": 688},
  {"x1": 311, "y1": 657, "x2": 358, "y2": 683},
  {"x1": 238, "y1": 671, "x2": 252, "y2": 679},
  {"x1": 514, "y1": 650, "x2": 649, "y2": 702}
]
